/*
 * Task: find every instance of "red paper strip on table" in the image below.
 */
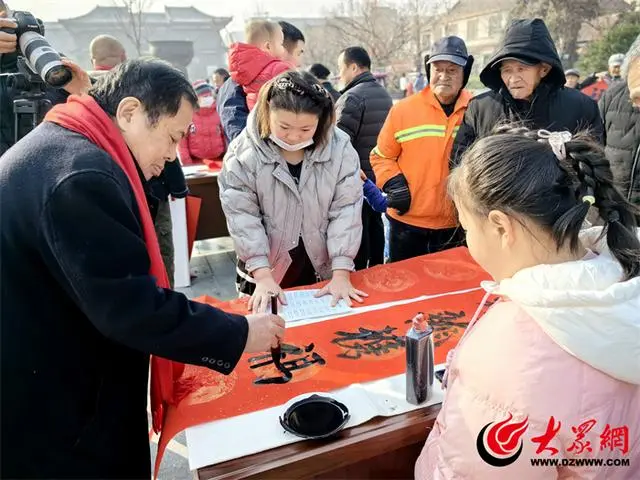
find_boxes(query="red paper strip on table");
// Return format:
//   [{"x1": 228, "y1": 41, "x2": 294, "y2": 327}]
[
  {"x1": 155, "y1": 247, "x2": 492, "y2": 472},
  {"x1": 185, "y1": 195, "x2": 201, "y2": 260}
]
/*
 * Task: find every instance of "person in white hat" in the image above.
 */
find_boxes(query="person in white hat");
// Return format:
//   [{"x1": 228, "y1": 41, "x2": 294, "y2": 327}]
[
  {"x1": 607, "y1": 53, "x2": 625, "y2": 83},
  {"x1": 564, "y1": 68, "x2": 580, "y2": 88},
  {"x1": 579, "y1": 52, "x2": 625, "y2": 91}
]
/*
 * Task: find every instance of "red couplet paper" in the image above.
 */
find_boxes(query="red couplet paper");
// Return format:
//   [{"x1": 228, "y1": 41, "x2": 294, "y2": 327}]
[
  {"x1": 202, "y1": 246, "x2": 489, "y2": 312},
  {"x1": 155, "y1": 248, "x2": 492, "y2": 472},
  {"x1": 184, "y1": 195, "x2": 201, "y2": 260},
  {"x1": 202, "y1": 158, "x2": 223, "y2": 172}
]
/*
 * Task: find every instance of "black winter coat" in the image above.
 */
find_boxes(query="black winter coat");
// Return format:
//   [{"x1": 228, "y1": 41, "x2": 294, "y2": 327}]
[
  {"x1": 321, "y1": 80, "x2": 341, "y2": 103},
  {"x1": 599, "y1": 81, "x2": 640, "y2": 205},
  {"x1": 335, "y1": 71, "x2": 392, "y2": 181},
  {"x1": 452, "y1": 19, "x2": 604, "y2": 164},
  {"x1": 0, "y1": 123, "x2": 248, "y2": 478}
]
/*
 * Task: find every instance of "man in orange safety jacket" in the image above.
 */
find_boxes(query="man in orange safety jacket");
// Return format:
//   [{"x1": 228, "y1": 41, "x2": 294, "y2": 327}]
[{"x1": 371, "y1": 36, "x2": 474, "y2": 262}]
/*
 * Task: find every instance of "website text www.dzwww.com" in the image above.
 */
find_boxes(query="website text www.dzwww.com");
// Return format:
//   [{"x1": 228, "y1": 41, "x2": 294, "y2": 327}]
[{"x1": 531, "y1": 458, "x2": 631, "y2": 467}]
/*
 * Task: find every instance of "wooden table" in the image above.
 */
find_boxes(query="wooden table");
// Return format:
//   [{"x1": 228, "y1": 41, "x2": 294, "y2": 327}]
[
  {"x1": 185, "y1": 171, "x2": 229, "y2": 241},
  {"x1": 196, "y1": 403, "x2": 440, "y2": 480}
]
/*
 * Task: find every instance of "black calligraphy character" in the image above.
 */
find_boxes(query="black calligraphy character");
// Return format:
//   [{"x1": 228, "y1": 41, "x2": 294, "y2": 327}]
[
  {"x1": 248, "y1": 343, "x2": 326, "y2": 385},
  {"x1": 332, "y1": 326, "x2": 406, "y2": 360}
]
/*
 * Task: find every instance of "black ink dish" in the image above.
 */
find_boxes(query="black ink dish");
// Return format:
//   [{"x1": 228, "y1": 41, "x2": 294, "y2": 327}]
[{"x1": 280, "y1": 394, "x2": 350, "y2": 440}]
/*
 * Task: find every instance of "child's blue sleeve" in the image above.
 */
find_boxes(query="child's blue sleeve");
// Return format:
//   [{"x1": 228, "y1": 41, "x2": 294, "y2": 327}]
[{"x1": 363, "y1": 179, "x2": 388, "y2": 213}]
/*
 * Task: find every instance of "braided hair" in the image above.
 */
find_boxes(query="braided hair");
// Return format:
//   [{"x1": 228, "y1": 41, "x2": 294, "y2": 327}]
[
  {"x1": 255, "y1": 70, "x2": 335, "y2": 148},
  {"x1": 449, "y1": 125, "x2": 640, "y2": 279}
]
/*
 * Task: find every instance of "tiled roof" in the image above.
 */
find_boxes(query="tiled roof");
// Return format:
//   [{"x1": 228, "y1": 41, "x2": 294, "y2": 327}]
[{"x1": 60, "y1": 6, "x2": 230, "y2": 24}]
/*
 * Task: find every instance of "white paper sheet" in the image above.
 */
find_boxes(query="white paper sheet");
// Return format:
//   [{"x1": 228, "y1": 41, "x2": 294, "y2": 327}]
[
  {"x1": 182, "y1": 164, "x2": 210, "y2": 176},
  {"x1": 283, "y1": 287, "x2": 483, "y2": 329},
  {"x1": 279, "y1": 289, "x2": 352, "y2": 323},
  {"x1": 185, "y1": 366, "x2": 445, "y2": 471},
  {"x1": 182, "y1": 164, "x2": 218, "y2": 179},
  {"x1": 169, "y1": 197, "x2": 190, "y2": 288}
]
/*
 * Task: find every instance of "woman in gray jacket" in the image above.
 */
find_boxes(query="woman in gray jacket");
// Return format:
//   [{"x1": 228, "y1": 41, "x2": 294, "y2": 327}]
[{"x1": 219, "y1": 71, "x2": 366, "y2": 313}]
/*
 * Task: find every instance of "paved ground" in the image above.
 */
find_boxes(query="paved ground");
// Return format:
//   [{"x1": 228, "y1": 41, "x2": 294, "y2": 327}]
[{"x1": 152, "y1": 238, "x2": 238, "y2": 480}]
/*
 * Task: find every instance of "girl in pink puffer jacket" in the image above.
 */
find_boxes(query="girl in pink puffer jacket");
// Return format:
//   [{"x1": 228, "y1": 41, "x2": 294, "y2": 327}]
[{"x1": 416, "y1": 127, "x2": 640, "y2": 479}]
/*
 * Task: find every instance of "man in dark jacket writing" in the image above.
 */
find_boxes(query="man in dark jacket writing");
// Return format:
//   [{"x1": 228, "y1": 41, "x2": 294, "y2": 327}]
[
  {"x1": 335, "y1": 46, "x2": 392, "y2": 268},
  {"x1": 452, "y1": 18, "x2": 604, "y2": 164},
  {"x1": 0, "y1": 59, "x2": 284, "y2": 478}
]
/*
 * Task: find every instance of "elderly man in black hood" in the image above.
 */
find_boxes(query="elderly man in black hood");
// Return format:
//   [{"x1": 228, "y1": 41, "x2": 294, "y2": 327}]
[{"x1": 452, "y1": 18, "x2": 603, "y2": 164}]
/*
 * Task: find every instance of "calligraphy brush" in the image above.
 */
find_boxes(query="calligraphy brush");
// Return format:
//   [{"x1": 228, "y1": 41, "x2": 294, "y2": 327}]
[{"x1": 270, "y1": 295, "x2": 283, "y2": 371}]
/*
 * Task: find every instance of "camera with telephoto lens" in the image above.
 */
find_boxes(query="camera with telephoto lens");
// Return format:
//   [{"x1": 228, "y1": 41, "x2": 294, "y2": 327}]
[
  {"x1": 3, "y1": 11, "x2": 72, "y2": 88},
  {"x1": 0, "y1": 8, "x2": 72, "y2": 149}
]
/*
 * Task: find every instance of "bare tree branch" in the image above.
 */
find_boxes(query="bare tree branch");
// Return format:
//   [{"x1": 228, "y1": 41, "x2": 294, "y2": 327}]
[
  {"x1": 400, "y1": 0, "x2": 455, "y2": 70},
  {"x1": 512, "y1": 0, "x2": 601, "y2": 66},
  {"x1": 303, "y1": 0, "x2": 455, "y2": 88},
  {"x1": 322, "y1": 0, "x2": 412, "y2": 67},
  {"x1": 112, "y1": 0, "x2": 154, "y2": 56}
]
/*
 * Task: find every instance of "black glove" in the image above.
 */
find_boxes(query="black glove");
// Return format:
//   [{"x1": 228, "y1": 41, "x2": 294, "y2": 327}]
[{"x1": 383, "y1": 173, "x2": 411, "y2": 215}]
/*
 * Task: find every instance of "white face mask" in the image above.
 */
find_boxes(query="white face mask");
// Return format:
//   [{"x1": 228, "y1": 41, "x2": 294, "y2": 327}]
[
  {"x1": 269, "y1": 133, "x2": 314, "y2": 152},
  {"x1": 198, "y1": 96, "x2": 214, "y2": 108}
]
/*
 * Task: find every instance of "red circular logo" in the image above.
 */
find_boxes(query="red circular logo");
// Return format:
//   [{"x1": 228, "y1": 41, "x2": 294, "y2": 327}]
[{"x1": 476, "y1": 413, "x2": 529, "y2": 467}]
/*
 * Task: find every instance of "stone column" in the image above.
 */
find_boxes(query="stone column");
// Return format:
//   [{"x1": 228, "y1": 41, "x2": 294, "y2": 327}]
[{"x1": 148, "y1": 40, "x2": 194, "y2": 78}]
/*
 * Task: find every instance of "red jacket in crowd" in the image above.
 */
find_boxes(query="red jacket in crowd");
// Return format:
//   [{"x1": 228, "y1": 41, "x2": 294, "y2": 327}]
[
  {"x1": 177, "y1": 104, "x2": 226, "y2": 164},
  {"x1": 228, "y1": 43, "x2": 292, "y2": 110}
]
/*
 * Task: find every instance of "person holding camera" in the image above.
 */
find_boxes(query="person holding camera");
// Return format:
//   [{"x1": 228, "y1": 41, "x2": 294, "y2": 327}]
[
  {"x1": 0, "y1": 12, "x2": 16, "y2": 53},
  {"x1": 1, "y1": 11, "x2": 19, "y2": 151},
  {"x1": 0, "y1": 59, "x2": 285, "y2": 478},
  {"x1": 0, "y1": 8, "x2": 90, "y2": 153}
]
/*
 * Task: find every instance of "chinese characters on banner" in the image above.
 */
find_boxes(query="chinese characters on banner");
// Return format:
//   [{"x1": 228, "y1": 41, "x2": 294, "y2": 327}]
[
  {"x1": 477, "y1": 413, "x2": 630, "y2": 469},
  {"x1": 155, "y1": 248, "x2": 492, "y2": 471},
  {"x1": 532, "y1": 417, "x2": 630, "y2": 456},
  {"x1": 332, "y1": 326, "x2": 406, "y2": 360},
  {"x1": 165, "y1": 288, "x2": 485, "y2": 430},
  {"x1": 248, "y1": 343, "x2": 326, "y2": 385}
]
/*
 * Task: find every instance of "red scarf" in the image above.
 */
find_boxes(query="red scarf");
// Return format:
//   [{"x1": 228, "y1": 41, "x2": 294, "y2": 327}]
[{"x1": 45, "y1": 94, "x2": 179, "y2": 434}]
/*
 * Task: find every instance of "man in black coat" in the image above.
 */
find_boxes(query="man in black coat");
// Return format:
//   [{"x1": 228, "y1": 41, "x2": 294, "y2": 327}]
[
  {"x1": 599, "y1": 34, "x2": 640, "y2": 206},
  {"x1": 335, "y1": 46, "x2": 393, "y2": 269},
  {"x1": 0, "y1": 59, "x2": 284, "y2": 478},
  {"x1": 452, "y1": 18, "x2": 604, "y2": 164}
]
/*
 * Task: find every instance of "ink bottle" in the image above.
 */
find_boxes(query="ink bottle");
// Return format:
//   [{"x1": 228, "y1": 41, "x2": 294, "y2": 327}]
[{"x1": 405, "y1": 312, "x2": 434, "y2": 405}]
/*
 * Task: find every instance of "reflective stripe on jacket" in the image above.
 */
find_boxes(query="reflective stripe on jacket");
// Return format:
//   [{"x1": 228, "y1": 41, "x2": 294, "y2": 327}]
[{"x1": 370, "y1": 86, "x2": 472, "y2": 229}]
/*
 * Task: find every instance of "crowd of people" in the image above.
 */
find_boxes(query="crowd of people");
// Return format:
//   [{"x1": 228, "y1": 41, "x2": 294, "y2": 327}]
[
  {"x1": 1, "y1": 10, "x2": 639, "y2": 479},
  {"x1": 564, "y1": 53, "x2": 626, "y2": 94}
]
